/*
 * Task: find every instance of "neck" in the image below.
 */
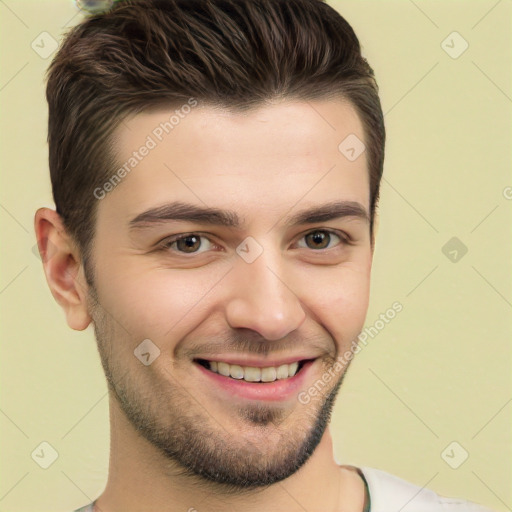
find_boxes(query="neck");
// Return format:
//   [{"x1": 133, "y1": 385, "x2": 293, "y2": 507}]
[{"x1": 94, "y1": 397, "x2": 365, "y2": 512}]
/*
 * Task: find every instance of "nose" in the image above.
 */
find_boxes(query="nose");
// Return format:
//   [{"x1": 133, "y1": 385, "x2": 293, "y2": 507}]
[{"x1": 224, "y1": 250, "x2": 306, "y2": 341}]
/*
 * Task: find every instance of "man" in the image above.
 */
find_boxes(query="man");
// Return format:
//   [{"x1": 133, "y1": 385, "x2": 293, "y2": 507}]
[{"x1": 34, "y1": 1, "x2": 494, "y2": 510}]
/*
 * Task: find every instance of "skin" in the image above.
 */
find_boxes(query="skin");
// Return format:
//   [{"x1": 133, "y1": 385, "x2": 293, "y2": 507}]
[{"x1": 35, "y1": 98, "x2": 374, "y2": 512}]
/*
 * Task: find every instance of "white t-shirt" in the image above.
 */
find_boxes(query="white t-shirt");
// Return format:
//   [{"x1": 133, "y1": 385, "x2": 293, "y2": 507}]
[
  {"x1": 359, "y1": 466, "x2": 495, "y2": 511},
  {"x1": 72, "y1": 466, "x2": 495, "y2": 511}
]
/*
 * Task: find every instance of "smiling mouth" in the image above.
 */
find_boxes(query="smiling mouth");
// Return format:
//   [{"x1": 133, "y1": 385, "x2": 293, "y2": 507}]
[{"x1": 195, "y1": 359, "x2": 313, "y2": 383}]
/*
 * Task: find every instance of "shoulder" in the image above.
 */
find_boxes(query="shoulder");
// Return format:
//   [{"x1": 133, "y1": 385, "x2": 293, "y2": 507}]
[{"x1": 358, "y1": 466, "x2": 495, "y2": 512}]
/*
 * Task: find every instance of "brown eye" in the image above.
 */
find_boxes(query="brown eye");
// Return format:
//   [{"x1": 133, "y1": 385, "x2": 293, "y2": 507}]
[
  {"x1": 175, "y1": 235, "x2": 202, "y2": 253},
  {"x1": 161, "y1": 234, "x2": 214, "y2": 254},
  {"x1": 297, "y1": 230, "x2": 344, "y2": 250}
]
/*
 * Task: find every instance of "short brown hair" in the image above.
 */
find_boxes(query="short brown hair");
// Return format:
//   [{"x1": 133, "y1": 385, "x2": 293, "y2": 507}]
[{"x1": 46, "y1": 0, "x2": 385, "y2": 279}]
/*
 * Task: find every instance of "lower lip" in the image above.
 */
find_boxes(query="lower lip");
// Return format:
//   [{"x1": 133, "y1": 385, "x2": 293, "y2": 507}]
[{"x1": 195, "y1": 360, "x2": 316, "y2": 402}]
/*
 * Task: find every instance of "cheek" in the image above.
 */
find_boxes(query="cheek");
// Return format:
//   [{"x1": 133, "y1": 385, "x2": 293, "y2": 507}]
[
  {"x1": 93, "y1": 261, "x2": 225, "y2": 341},
  {"x1": 304, "y1": 264, "x2": 371, "y2": 348}
]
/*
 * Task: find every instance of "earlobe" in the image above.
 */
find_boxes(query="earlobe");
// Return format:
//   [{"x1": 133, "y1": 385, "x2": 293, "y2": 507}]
[{"x1": 34, "y1": 207, "x2": 92, "y2": 331}]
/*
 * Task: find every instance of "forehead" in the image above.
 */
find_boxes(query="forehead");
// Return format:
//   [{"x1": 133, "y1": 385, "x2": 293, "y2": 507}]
[
  {"x1": 116, "y1": 97, "x2": 365, "y2": 164},
  {"x1": 99, "y1": 98, "x2": 369, "y2": 224}
]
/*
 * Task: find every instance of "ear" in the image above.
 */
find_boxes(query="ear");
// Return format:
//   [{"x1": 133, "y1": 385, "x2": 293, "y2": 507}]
[{"x1": 34, "y1": 207, "x2": 92, "y2": 331}]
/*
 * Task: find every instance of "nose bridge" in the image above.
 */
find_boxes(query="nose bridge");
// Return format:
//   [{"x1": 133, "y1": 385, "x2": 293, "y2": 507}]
[{"x1": 224, "y1": 244, "x2": 306, "y2": 340}]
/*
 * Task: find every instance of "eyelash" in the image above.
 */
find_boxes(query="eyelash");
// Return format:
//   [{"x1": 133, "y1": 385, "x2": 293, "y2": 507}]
[{"x1": 156, "y1": 229, "x2": 352, "y2": 255}]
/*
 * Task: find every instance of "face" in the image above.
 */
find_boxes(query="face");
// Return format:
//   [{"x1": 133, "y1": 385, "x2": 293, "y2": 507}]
[{"x1": 87, "y1": 98, "x2": 373, "y2": 488}]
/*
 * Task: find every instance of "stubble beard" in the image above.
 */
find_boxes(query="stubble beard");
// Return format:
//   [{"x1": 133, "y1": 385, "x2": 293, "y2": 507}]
[{"x1": 88, "y1": 286, "x2": 349, "y2": 492}]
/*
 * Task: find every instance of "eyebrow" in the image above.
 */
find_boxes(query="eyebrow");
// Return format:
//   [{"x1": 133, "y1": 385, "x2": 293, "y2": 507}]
[{"x1": 128, "y1": 200, "x2": 369, "y2": 230}]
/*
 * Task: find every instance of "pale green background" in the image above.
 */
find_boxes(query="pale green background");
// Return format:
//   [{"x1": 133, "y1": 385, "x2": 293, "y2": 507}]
[{"x1": 0, "y1": 1, "x2": 510, "y2": 511}]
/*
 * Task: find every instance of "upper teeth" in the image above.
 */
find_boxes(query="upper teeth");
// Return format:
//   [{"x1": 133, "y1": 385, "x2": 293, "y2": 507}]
[{"x1": 208, "y1": 361, "x2": 300, "y2": 382}]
